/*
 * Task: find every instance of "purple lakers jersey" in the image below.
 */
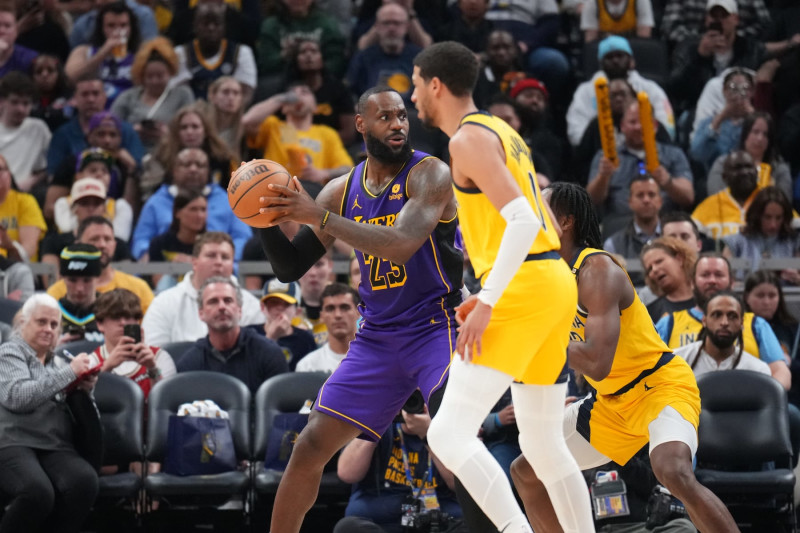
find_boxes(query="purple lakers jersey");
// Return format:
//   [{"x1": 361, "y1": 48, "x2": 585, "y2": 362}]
[{"x1": 340, "y1": 150, "x2": 463, "y2": 326}]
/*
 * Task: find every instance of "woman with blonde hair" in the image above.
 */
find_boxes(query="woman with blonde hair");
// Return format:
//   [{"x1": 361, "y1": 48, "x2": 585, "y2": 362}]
[
  {"x1": 204, "y1": 76, "x2": 245, "y2": 159},
  {"x1": 111, "y1": 36, "x2": 195, "y2": 150},
  {"x1": 640, "y1": 236, "x2": 698, "y2": 321},
  {"x1": 140, "y1": 104, "x2": 237, "y2": 198}
]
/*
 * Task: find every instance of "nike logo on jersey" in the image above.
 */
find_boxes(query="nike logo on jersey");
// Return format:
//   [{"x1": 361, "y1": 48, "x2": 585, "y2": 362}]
[
  {"x1": 430, "y1": 318, "x2": 439, "y2": 325},
  {"x1": 644, "y1": 382, "x2": 654, "y2": 391}
]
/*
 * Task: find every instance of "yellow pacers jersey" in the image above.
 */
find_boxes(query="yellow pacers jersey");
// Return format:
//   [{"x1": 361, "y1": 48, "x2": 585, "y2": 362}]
[
  {"x1": 570, "y1": 248, "x2": 670, "y2": 396},
  {"x1": 664, "y1": 309, "x2": 762, "y2": 358},
  {"x1": 597, "y1": 0, "x2": 637, "y2": 35},
  {"x1": 453, "y1": 112, "x2": 560, "y2": 280}
]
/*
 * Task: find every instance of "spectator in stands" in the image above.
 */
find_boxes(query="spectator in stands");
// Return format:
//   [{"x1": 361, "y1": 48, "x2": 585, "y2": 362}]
[
  {"x1": 588, "y1": 100, "x2": 693, "y2": 238},
  {"x1": 654, "y1": 252, "x2": 792, "y2": 389},
  {"x1": 744, "y1": 269, "x2": 799, "y2": 359},
  {"x1": 692, "y1": 150, "x2": 760, "y2": 239},
  {"x1": 110, "y1": 37, "x2": 195, "y2": 151},
  {"x1": 53, "y1": 153, "x2": 133, "y2": 240},
  {"x1": 334, "y1": 402, "x2": 463, "y2": 533},
  {"x1": 662, "y1": 211, "x2": 715, "y2": 254},
  {"x1": 0, "y1": 4, "x2": 38, "y2": 77},
  {"x1": 296, "y1": 282, "x2": 359, "y2": 373},
  {"x1": 691, "y1": 67, "x2": 757, "y2": 146},
  {"x1": 690, "y1": 68, "x2": 756, "y2": 171},
  {"x1": 296, "y1": 253, "x2": 334, "y2": 346},
  {"x1": 94, "y1": 288, "x2": 175, "y2": 396},
  {"x1": 641, "y1": 237, "x2": 697, "y2": 321},
  {"x1": 473, "y1": 29, "x2": 526, "y2": 109},
  {"x1": 435, "y1": 0, "x2": 494, "y2": 53},
  {"x1": 46, "y1": 76, "x2": 144, "y2": 200},
  {"x1": 48, "y1": 112, "x2": 140, "y2": 222},
  {"x1": 256, "y1": 0, "x2": 346, "y2": 82},
  {"x1": 0, "y1": 153, "x2": 46, "y2": 262},
  {"x1": 243, "y1": 83, "x2": 353, "y2": 199},
  {"x1": 166, "y1": 0, "x2": 260, "y2": 49},
  {"x1": 30, "y1": 54, "x2": 72, "y2": 133},
  {"x1": 581, "y1": 0, "x2": 654, "y2": 42},
  {"x1": 674, "y1": 291, "x2": 771, "y2": 376},
  {"x1": 706, "y1": 112, "x2": 791, "y2": 199},
  {"x1": 724, "y1": 186, "x2": 800, "y2": 282},
  {"x1": 345, "y1": 3, "x2": 421, "y2": 105},
  {"x1": 141, "y1": 232, "x2": 263, "y2": 345},
  {"x1": 132, "y1": 147, "x2": 250, "y2": 261},
  {"x1": 256, "y1": 279, "x2": 316, "y2": 371},
  {"x1": 0, "y1": 256, "x2": 34, "y2": 301},
  {"x1": 176, "y1": 276, "x2": 288, "y2": 394},
  {"x1": 39, "y1": 178, "x2": 132, "y2": 275},
  {"x1": 668, "y1": 0, "x2": 767, "y2": 114},
  {"x1": 567, "y1": 35, "x2": 675, "y2": 147},
  {"x1": 482, "y1": 0, "x2": 570, "y2": 98},
  {"x1": 69, "y1": 0, "x2": 157, "y2": 49},
  {"x1": 14, "y1": 0, "x2": 70, "y2": 62},
  {"x1": 603, "y1": 174, "x2": 662, "y2": 285},
  {"x1": 0, "y1": 294, "x2": 98, "y2": 533},
  {"x1": 356, "y1": 0, "x2": 431, "y2": 51},
  {"x1": 661, "y1": 0, "x2": 772, "y2": 49},
  {"x1": 205, "y1": 76, "x2": 245, "y2": 160},
  {"x1": 509, "y1": 77, "x2": 565, "y2": 181},
  {"x1": 486, "y1": 96, "x2": 551, "y2": 186},
  {"x1": 47, "y1": 216, "x2": 154, "y2": 312},
  {"x1": 174, "y1": 2, "x2": 256, "y2": 103},
  {"x1": 142, "y1": 105, "x2": 236, "y2": 195},
  {"x1": 144, "y1": 187, "x2": 206, "y2": 291},
  {"x1": 0, "y1": 72, "x2": 51, "y2": 194},
  {"x1": 65, "y1": 1, "x2": 142, "y2": 107},
  {"x1": 54, "y1": 243, "x2": 103, "y2": 344},
  {"x1": 283, "y1": 38, "x2": 356, "y2": 148}
]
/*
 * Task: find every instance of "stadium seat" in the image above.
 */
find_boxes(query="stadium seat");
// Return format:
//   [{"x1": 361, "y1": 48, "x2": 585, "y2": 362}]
[
  {"x1": 0, "y1": 297, "x2": 22, "y2": 325},
  {"x1": 695, "y1": 370, "x2": 796, "y2": 532},
  {"x1": 157, "y1": 341, "x2": 197, "y2": 365}
]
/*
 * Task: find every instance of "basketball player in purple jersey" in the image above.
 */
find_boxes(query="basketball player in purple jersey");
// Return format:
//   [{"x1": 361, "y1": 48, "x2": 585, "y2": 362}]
[{"x1": 258, "y1": 86, "x2": 463, "y2": 533}]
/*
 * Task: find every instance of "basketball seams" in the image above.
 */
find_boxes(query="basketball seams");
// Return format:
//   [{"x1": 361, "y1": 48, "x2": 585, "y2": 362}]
[{"x1": 231, "y1": 170, "x2": 291, "y2": 213}]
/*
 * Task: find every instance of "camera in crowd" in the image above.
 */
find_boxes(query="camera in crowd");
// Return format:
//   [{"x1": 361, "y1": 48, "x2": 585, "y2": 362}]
[
  {"x1": 645, "y1": 485, "x2": 688, "y2": 530},
  {"x1": 394, "y1": 389, "x2": 426, "y2": 423},
  {"x1": 401, "y1": 497, "x2": 456, "y2": 532}
]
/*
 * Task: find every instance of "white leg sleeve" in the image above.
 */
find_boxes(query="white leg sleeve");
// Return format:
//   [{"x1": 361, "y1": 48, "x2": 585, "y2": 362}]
[
  {"x1": 427, "y1": 357, "x2": 532, "y2": 532},
  {"x1": 512, "y1": 382, "x2": 596, "y2": 533}
]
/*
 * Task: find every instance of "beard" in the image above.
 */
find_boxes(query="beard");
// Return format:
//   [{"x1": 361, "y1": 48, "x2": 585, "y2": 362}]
[
  {"x1": 365, "y1": 132, "x2": 412, "y2": 165},
  {"x1": 517, "y1": 105, "x2": 545, "y2": 131},
  {"x1": 707, "y1": 330, "x2": 738, "y2": 350}
]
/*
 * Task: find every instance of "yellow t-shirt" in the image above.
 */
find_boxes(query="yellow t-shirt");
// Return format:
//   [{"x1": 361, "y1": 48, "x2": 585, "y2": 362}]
[
  {"x1": 691, "y1": 188, "x2": 758, "y2": 239},
  {"x1": 247, "y1": 116, "x2": 353, "y2": 178},
  {"x1": 0, "y1": 190, "x2": 47, "y2": 260},
  {"x1": 48, "y1": 269, "x2": 154, "y2": 314}
]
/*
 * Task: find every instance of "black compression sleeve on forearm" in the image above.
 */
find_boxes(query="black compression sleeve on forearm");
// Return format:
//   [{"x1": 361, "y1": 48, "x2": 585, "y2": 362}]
[{"x1": 258, "y1": 225, "x2": 327, "y2": 281}]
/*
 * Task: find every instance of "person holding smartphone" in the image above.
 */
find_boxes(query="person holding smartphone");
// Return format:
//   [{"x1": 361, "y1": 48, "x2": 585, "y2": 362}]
[{"x1": 93, "y1": 288, "x2": 175, "y2": 397}]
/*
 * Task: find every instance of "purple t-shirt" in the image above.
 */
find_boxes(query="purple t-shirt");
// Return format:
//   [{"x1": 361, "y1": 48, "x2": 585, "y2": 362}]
[{"x1": 0, "y1": 45, "x2": 38, "y2": 77}]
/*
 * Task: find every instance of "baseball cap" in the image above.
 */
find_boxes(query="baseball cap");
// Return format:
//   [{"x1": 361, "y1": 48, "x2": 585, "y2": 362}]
[
  {"x1": 75, "y1": 147, "x2": 114, "y2": 173},
  {"x1": 510, "y1": 78, "x2": 549, "y2": 100},
  {"x1": 261, "y1": 278, "x2": 300, "y2": 305},
  {"x1": 59, "y1": 243, "x2": 102, "y2": 277},
  {"x1": 70, "y1": 177, "x2": 107, "y2": 203},
  {"x1": 707, "y1": 0, "x2": 737, "y2": 14},
  {"x1": 598, "y1": 36, "x2": 633, "y2": 60}
]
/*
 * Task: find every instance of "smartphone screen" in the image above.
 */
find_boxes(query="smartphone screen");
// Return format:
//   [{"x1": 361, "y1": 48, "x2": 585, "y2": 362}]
[{"x1": 123, "y1": 324, "x2": 142, "y2": 343}]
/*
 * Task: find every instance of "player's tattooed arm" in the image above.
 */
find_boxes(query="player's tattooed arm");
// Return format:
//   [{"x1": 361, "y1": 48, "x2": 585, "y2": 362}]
[{"x1": 569, "y1": 255, "x2": 633, "y2": 381}]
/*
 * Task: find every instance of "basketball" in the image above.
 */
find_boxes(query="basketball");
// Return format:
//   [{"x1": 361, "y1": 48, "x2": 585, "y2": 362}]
[{"x1": 227, "y1": 159, "x2": 292, "y2": 228}]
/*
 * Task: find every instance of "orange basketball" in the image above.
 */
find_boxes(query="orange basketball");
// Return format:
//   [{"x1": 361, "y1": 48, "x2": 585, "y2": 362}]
[{"x1": 227, "y1": 159, "x2": 292, "y2": 228}]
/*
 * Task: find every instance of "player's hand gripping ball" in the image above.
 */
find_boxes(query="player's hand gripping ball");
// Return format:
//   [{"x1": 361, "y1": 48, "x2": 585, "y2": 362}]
[{"x1": 227, "y1": 159, "x2": 292, "y2": 227}]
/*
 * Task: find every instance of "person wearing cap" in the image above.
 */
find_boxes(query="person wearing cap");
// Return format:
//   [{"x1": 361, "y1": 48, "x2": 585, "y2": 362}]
[
  {"x1": 56, "y1": 242, "x2": 104, "y2": 344},
  {"x1": 252, "y1": 278, "x2": 316, "y2": 371},
  {"x1": 0, "y1": 71, "x2": 51, "y2": 194},
  {"x1": 0, "y1": 154, "x2": 46, "y2": 263},
  {"x1": 52, "y1": 150, "x2": 134, "y2": 240},
  {"x1": 176, "y1": 275, "x2": 288, "y2": 394},
  {"x1": 581, "y1": 0, "x2": 654, "y2": 43},
  {"x1": 45, "y1": 107, "x2": 143, "y2": 221},
  {"x1": 296, "y1": 283, "x2": 360, "y2": 373},
  {"x1": 668, "y1": 0, "x2": 769, "y2": 115},
  {"x1": 141, "y1": 232, "x2": 263, "y2": 345},
  {"x1": 662, "y1": 0, "x2": 771, "y2": 49},
  {"x1": 567, "y1": 35, "x2": 675, "y2": 147}
]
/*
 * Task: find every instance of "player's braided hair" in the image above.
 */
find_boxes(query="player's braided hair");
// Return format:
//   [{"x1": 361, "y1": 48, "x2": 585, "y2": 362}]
[{"x1": 546, "y1": 183, "x2": 602, "y2": 249}]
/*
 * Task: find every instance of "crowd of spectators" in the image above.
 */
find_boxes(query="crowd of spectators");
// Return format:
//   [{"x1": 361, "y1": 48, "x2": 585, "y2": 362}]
[{"x1": 2, "y1": 0, "x2": 800, "y2": 530}]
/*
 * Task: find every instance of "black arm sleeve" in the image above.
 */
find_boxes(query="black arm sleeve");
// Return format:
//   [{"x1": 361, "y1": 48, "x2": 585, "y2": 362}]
[{"x1": 258, "y1": 225, "x2": 328, "y2": 282}]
